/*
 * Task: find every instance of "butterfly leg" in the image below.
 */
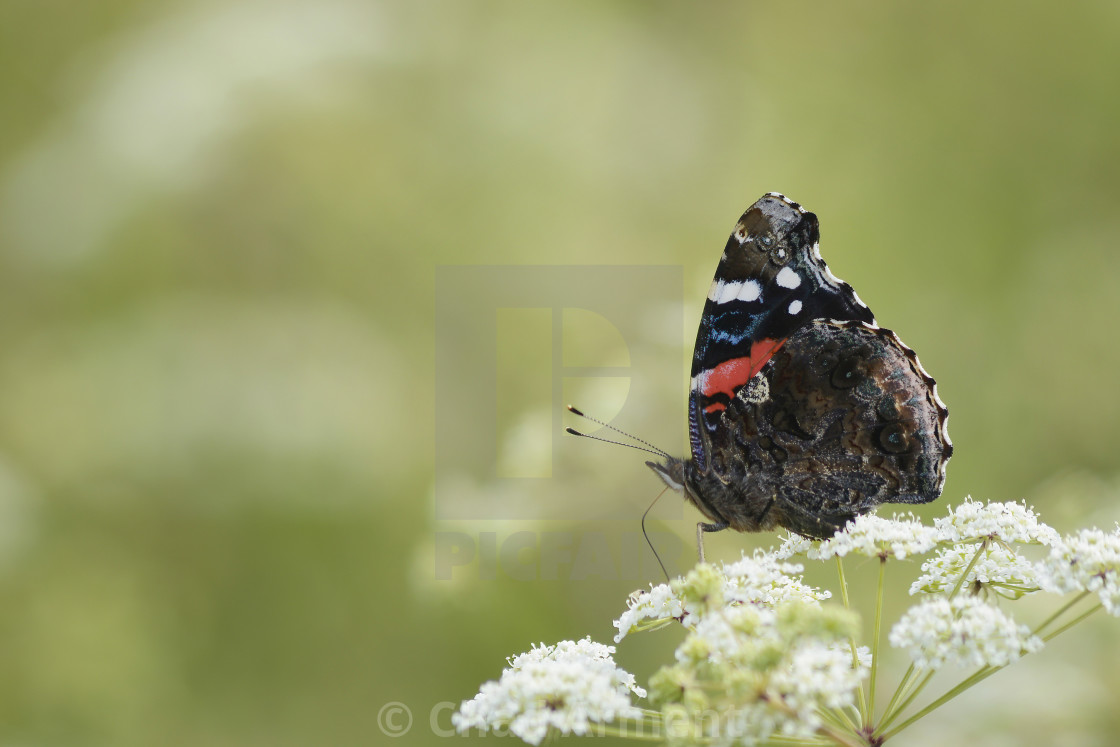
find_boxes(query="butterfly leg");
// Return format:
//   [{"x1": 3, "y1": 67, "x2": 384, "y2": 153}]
[{"x1": 696, "y1": 521, "x2": 729, "y2": 564}]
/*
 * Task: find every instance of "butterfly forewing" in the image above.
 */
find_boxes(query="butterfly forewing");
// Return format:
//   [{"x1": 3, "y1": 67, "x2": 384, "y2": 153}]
[{"x1": 688, "y1": 194, "x2": 876, "y2": 472}]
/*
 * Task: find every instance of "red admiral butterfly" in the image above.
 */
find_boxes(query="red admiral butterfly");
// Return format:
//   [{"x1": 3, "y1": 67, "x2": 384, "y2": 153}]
[{"x1": 647, "y1": 193, "x2": 952, "y2": 545}]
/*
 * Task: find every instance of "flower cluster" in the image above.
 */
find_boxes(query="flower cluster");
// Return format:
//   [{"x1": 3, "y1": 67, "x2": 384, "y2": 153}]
[
  {"x1": 933, "y1": 496, "x2": 1058, "y2": 545},
  {"x1": 889, "y1": 595, "x2": 1043, "y2": 669},
  {"x1": 612, "y1": 583, "x2": 684, "y2": 642},
  {"x1": 649, "y1": 589, "x2": 866, "y2": 742},
  {"x1": 808, "y1": 513, "x2": 938, "y2": 560},
  {"x1": 452, "y1": 637, "x2": 644, "y2": 745},
  {"x1": 1037, "y1": 526, "x2": 1120, "y2": 615},
  {"x1": 614, "y1": 552, "x2": 827, "y2": 642},
  {"x1": 910, "y1": 542, "x2": 1040, "y2": 598},
  {"x1": 454, "y1": 499, "x2": 1120, "y2": 746}
]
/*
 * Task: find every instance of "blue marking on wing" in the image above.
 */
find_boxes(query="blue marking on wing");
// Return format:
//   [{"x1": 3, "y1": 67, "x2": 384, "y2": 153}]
[{"x1": 707, "y1": 327, "x2": 752, "y2": 345}]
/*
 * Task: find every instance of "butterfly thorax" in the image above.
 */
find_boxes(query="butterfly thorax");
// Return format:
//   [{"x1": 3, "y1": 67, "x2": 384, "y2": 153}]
[{"x1": 648, "y1": 454, "x2": 787, "y2": 534}]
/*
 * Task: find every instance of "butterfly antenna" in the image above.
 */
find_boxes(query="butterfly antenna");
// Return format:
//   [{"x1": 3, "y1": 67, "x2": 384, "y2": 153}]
[
  {"x1": 566, "y1": 405, "x2": 671, "y2": 459},
  {"x1": 642, "y1": 487, "x2": 671, "y2": 582},
  {"x1": 564, "y1": 427, "x2": 666, "y2": 457}
]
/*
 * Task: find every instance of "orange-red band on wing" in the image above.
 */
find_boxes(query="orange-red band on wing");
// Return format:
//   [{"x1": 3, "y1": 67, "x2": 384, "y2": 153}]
[{"x1": 701, "y1": 337, "x2": 787, "y2": 400}]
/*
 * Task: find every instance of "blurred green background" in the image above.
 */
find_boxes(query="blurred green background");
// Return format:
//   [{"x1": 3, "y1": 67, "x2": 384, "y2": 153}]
[{"x1": 2, "y1": 1, "x2": 1120, "y2": 745}]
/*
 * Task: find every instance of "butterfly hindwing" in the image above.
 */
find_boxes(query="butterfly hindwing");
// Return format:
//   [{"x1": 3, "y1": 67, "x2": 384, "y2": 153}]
[
  {"x1": 691, "y1": 320, "x2": 951, "y2": 539},
  {"x1": 758, "y1": 321, "x2": 949, "y2": 536}
]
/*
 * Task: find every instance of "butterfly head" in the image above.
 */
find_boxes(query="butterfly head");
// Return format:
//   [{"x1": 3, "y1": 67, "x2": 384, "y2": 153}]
[
  {"x1": 646, "y1": 457, "x2": 686, "y2": 493},
  {"x1": 648, "y1": 456, "x2": 744, "y2": 532}
]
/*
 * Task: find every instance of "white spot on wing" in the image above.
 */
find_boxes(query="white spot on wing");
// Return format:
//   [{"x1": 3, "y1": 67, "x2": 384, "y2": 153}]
[
  {"x1": 707, "y1": 279, "x2": 724, "y2": 302},
  {"x1": 717, "y1": 281, "x2": 740, "y2": 305},
  {"x1": 776, "y1": 266, "x2": 801, "y2": 289},
  {"x1": 736, "y1": 279, "x2": 761, "y2": 302},
  {"x1": 788, "y1": 300, "x2": 802, "y2": 314},
  {"x1": 708, "y1": 279, "x2": 761, "y2": 305}
]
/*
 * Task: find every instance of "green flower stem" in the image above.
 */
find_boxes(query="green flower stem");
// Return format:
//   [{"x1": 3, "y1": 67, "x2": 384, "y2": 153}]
[
  {"x1": 879, "y1": 665, "x2": 997, "y2": 740},
  {"x1": 1033, "y1": 591, "x2": 1091, "y2": 636},
  {"x1": 835, "y1": 556, "x2": 869, "y2": 720},
  {"x1": 835, "y1": 555, "x2": 853, "y2": 608},
  {"x1": 877, "y1": 661, "x2": 916, "y2": 725},
  {"x1": 947, "y1": 539, "x2": 987, "y2": 600},
  {"x1": 815, "y1": 723, "x2": 865, "y2": 747},
  {"x1": 588, "y1": 722, "x2": 665, "y2": 741},
  {"x1": 880, "y1": 595, "x2": 1103, "y2": 740},
  {"x1": 867, "y1": 556, "x2": 886, "y2": 725},
  {"x1": 819, "y1": 703, "x2": 857, "y2": 734},
  {"x1": 769, "y1": 699, "x2": 863, "y2": 747},
  {"x1": 1041, "y1": 601, "x2": 1102, "y2": 642},
  {"x1": 876, "y1": 669, "x2": 935, "y2": 734},
  {"x1": 877, "y1": 541, "x2": 987, "y2": 732},
  {"x1": 630, "y1": 619, "x2": 674, "y2": 635}
]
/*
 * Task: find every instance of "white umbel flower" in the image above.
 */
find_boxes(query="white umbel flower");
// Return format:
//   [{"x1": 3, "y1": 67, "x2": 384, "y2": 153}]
[
  {"x1": 613, "y1": 583, "x2": 683, "y2": 642},
  {"x1": 773, "y1": 532, "x2": 814, "y2": 559},
  {"x1": 613, "y1": 553, "x2": 827, "y2": 642},
  {"x1": 911, "y1": 542, "x2": 1040, "y2": 597},
  {"x1": 1037, "y1": 527, "x2": 1120, "y2": 615},
  {"x1": 889, "y1": 595, "x2": 1043, "y2": 669},
  {"x1": 809, "y1": 514, "x2": 938, "y2": 560},
  {"x1": 721, "y1": 552, "x2": 831, "y2": 607},
  {"x1": 770, "y1": 641, "x2": 868, "y2": 734},
  {"x1": 679, "y1": 604, "x2": 777, "y2": 665},
  {"x1": 453, "y1": 637, "x2": 645, "y2": 745},
  {"x1": 656, "y1": 603, "x2": 866, "y2": 743},
  {"x1": 934, "y1": 497, "x2": 1059, "y2": 545}
]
